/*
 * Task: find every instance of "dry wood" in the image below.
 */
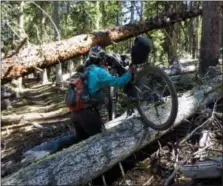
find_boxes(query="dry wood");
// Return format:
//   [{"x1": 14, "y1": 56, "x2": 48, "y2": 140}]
[
  {"x1": 163, "y1": 61, "x2": 197, "y2": 76},
  {"x1": 2, "y1": 75, "x2": 221, "y2": 186},
  {"x1": 164, "y1": 145, "x2": 211, "y2": 186},
  {"x1": 1, "y1": 9, "x2": 202, "y2": 84},
  {"x1": 1, "y1": 108, "x2": 69, "y2": 125}
]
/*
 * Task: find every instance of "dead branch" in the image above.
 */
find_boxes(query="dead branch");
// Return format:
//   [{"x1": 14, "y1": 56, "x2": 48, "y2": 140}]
[{"x1": 6, "y1": 35, "x2": 28, "y2": 58}]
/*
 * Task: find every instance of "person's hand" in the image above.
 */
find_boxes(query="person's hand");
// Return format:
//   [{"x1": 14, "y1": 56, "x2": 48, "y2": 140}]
[{"x1": 128, "y1": 64, "x2": 136, "y2": 74}]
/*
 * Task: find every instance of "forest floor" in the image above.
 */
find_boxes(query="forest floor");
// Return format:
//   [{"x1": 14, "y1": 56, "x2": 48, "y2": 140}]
[
  {"x1": 1, "y1": 79, "x2": 222, "y2": 186},
  {"x1": 1, "y1": 82, "x2": 73, "y2": 174}
]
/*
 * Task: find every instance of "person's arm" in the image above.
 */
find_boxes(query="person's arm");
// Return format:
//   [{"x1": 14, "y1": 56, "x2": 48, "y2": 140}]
[{"x1": 97, "y1": 67, "x2": 132, "y2": 88}]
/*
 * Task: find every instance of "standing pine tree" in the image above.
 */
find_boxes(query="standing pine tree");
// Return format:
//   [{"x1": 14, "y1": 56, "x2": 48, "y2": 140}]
[{"x1": 199, "y1": 1, "x2": 220, "y2": 76}]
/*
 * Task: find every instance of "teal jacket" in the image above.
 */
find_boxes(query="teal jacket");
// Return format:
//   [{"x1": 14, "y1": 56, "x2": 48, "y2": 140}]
[{"x1": 87, "y1": 65, "x2": 131, "y2": 97}]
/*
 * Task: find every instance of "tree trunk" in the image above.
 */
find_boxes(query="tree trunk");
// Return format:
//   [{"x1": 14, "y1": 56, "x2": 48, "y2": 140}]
[
  {"x1": 192, "y1": 17, "x2": 198, "y2": 58},
  {"x1": 55, "y1": 63, "x2": 63, "y2": 85},
  {"x1": 95, "y1": 2, "x2": 101, "y2": 30},
  {"x1": 67, "y1": 60, "x2": 74, "y2": 78},
  {"x1": 11, "y1": 77, "x2": 23, "y2": 98},
  {"x1": 1, "y1": 85, "x2": 15, "y2": 110},
  {"x1": 19, "y1": 1, "x2": 25, "y2": 37},
  {"x1": 52, "y1": 1, "x2": 60, "y2": 41},
  {"x1": 199, "y1": 2, "x2": 220, "y2": 76},
  {"x1": 130, "y1": 1, "x2": 135, "y2": 23},
  {"x1": 39, "y1": 2, "x2": 46, "y2": 41},
  {"x1": 52, "y1": 2, "x2": 63, "y2": 86},
  {"x1": 13, "y1": 1, "x2": 26, "y2": 92},
  {"x1": 115, "y1": 2, "x2": 120, "y2": 26},
  {"x1": 2, "y1": 74, "x2": 222, "y2": 186},
  {"x1": 1, "y1": 9, "x2": 202, "y2": 84},
  {"x1": 219, "y1": 2, "x2": 223, "y2": 51},
  {"x1": 41, "y1": 68, "x2": 49, "y2": 84},
  {"x1": 140, "y1": 1, "x2": 144, "y2": 21},
  {"x1": 101, "y1": 2, "x2": 106, "y2": 28},
  {"x1": 188, "y1": 19, "x2": 193, "y2": 55}
]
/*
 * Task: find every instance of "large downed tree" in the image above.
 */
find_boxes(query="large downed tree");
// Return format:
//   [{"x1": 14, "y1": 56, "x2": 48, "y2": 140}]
[
  {"x1": 1, "y1": 9, "x2": 202, "y2": 84},
  {"x1": 2, "y1": 73, "x2": 222, "y2": 186}
]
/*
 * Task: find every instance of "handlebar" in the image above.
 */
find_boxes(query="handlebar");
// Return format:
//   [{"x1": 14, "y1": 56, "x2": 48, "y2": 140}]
[{"x1": 105, "y1": 53, "x2": 130, "y2": 68}]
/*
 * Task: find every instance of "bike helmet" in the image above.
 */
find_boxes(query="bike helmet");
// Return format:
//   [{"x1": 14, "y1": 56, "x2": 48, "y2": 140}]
[{"x1": 88, "y1": 45, "x2": 105, "y2": 65}]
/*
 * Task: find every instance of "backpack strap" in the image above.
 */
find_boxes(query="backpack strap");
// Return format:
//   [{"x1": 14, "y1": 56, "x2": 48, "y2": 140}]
[{"x1": 84, "y1": 65, "x2": 94, "y2": 75}]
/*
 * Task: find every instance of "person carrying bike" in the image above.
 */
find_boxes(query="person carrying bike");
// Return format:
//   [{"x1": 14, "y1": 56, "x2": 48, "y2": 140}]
[
  {"x1": 70, "y1": 45, "x2": 137, "y2": 142},
  {"x1": 26, "y1": 36, "x2": 178, "y2": 162}
]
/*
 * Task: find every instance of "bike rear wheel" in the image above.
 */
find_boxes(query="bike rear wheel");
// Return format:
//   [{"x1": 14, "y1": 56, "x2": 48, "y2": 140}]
[{"x1": 135, "y1": 65, "x2": 178, "y2": 131}]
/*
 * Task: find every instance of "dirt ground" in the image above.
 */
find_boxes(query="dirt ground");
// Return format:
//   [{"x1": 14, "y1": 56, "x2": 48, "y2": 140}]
[{"x1": 1, "y1": 82, "x2": 74, "y2": 177}]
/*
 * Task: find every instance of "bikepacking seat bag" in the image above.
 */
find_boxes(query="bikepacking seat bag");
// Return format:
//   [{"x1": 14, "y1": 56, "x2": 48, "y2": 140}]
[
  {"x1": 65, "y1": 67, "x2": 92, "y2": 111},
  {"x1": 131, "y1": 36, "x2": 152, "y2": 65}
]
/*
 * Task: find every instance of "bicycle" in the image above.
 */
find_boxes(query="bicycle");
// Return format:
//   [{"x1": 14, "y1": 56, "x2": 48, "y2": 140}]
[{"x1": 107, "y1": 53, "x2": 178, "y2": 131}]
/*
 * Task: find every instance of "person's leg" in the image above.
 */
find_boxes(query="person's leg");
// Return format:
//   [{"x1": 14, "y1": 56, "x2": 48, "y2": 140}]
[
  {"x1": 70, "y1": 111, "x2": 90, "y2": 140},
  {"x1": 80, "y1": 108, "x2": 105, "y2": 136}
]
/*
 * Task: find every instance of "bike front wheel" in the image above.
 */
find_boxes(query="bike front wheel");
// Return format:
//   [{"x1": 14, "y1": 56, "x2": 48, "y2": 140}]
[{"x1": 135, "y1": 65, "x2": 178, "y2": 131}]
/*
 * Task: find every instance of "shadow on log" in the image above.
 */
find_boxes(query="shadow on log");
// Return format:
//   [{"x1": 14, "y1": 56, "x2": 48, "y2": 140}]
[{"x1": 2, "y1": 73, "x2": 222, "y2": 185}]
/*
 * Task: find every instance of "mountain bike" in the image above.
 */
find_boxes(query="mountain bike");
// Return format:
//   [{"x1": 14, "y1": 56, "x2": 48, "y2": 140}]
[{"x1": 108, "y1": 54, "x2": 178, "y2": 131}]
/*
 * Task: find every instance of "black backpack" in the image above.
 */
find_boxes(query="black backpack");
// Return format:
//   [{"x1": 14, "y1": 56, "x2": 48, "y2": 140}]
[{"x1": 131, "y1": 36, "x2": 152, "y2": 65}]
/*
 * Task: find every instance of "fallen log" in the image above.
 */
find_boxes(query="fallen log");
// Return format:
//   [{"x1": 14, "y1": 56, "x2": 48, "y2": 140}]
[
  {"x1": 1, "y1": 108, "x2": 69, "y2": 125},
  {"x1": 181, "y1": 157, "x2": 223, "y2": 179},
  {"x1": 163, "y1": 61, "x2": 197, "y2": 76},
  {"x1": 2, "y1": 74, "x2": 222, "y2": 186},
  {"x1": 1, "y1": 9, "x2": 202, "y2": 84}
]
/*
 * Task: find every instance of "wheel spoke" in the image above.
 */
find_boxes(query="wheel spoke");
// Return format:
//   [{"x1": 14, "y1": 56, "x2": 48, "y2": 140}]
[{"x1": 137, "y1": 72, "x2": 173, "y2": 126}]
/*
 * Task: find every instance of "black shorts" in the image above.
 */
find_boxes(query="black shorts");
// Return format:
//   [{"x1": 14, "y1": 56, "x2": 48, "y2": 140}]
[{"x1": 70, "y1": 107, "x2": 104, "y2": 140}]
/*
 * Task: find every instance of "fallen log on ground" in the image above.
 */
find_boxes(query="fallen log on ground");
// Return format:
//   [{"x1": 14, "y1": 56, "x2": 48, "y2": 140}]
[
  {"x1": 1, "y1": 108, "x2": 69, "y2": 125},
  {"x1": 163, "y1": 61, "x2": 197, "y2": 76},
  {"x1": 2, "y1": 73, "x2": 222, "y2": 185},
  {"x1": 181, "y1": 157, "x2": 223, "y2": 179},
  {"x1": 1, "y1": 9, "x2": 202, "y2": 84}
]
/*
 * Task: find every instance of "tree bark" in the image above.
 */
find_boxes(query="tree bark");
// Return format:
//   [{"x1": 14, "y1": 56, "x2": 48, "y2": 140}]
[
  {"x1": 130, "y1": 1, "x2": 135, "y2": 23},
  {"x1": 95, "y1": 1, "x2": 101, "y2": 30},
  {"x1": 52, "y1": 1, "x2": 60, "y2": 41},
  {"x1": 19, "y1": 1, "x2": 25, "y2": 37},
  {"x1": 2, "y1": 75, "x2": 222, "y2": 186},
  {"x1": 192, "y1": 17, "x2": 198, "y2": 58},
  {"x1": 1, "y1": 9, "x2": 202, "y2": 84},
  {"x1": 55, "y1": 63, "x2": 63, "y2": 85},
  {"x1": 41, "y1": 68, "x2": 50, "y2": 84},
  {"x1": 199, "y1": 2, "x2": 220, "y2": 76},
  {"x1": 67, "y1": 60, "x2": 74, "y2": 78}
]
